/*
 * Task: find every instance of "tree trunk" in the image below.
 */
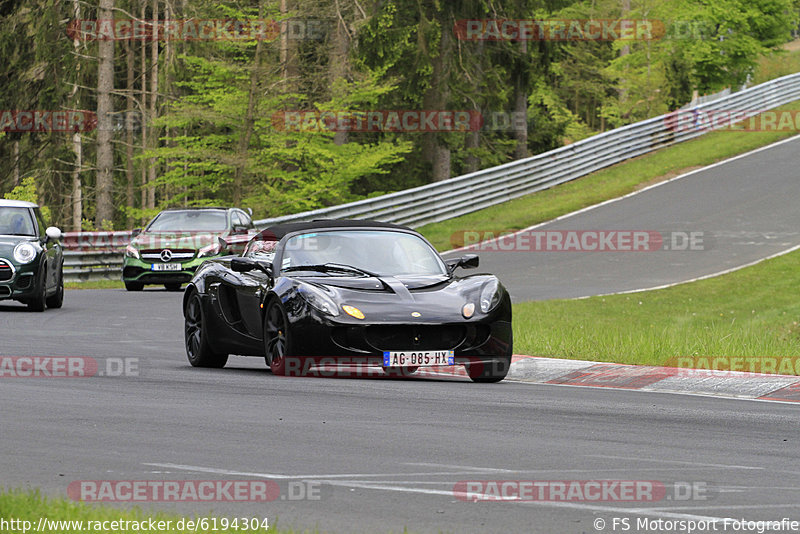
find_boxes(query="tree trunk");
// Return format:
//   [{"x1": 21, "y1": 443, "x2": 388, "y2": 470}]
[
  {"x1": 12, "y1": 139, "x2": 20, "y2": 187},
  {"x1": 95, "y1": 0, "x2": 115, "y2": 228},
  {"x1": 140, "y1": 0, "x2": 147, "y2": 221},
  {"x1": 421, "y1": 9, "x2": 451, "y2": 182},
  {"x1": 512, "y1": 39, "x2": 528, "y2": 160},
  {"x1": 331, "y1": 0, "x2": 350, "y2": 146},
  {"x1": 147, "y1": 0, "x2": 158, "y2": 210},
  {"x1": 125, "y1": 38, "x2": 135, "y2": 229},
  {"x1": 280, "y1": 0, "x2": 298, "y2": 83},
  {"x1": 233, "y1": 2, "x2": 264, "y2": 207}
]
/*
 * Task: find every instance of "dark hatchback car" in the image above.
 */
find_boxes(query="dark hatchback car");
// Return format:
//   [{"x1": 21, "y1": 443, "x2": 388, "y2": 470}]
[
  {"x1": 0, "y1": 199, "x2": 64, "y2": 311},
  {"x1": 123, "y1": 207, "x2": 256, "y2": 291},
  {"x1": 183, "y1": 220, "x2": 513, "y2": 382}
]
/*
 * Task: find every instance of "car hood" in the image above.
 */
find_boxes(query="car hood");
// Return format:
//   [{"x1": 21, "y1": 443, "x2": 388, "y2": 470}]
[{"x1": 297, "y1": 274, "x2": 500, "y2": 322}]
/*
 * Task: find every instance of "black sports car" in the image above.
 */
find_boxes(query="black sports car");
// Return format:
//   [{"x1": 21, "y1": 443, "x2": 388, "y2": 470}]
[{"x1": 183, "y1": 220, "x2": 513, "y2": 382}]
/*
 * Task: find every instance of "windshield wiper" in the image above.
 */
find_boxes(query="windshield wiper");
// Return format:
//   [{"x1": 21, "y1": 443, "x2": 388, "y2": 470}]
[{"x1": 283, "y1": 263, "x2": 380, "y2": 277}]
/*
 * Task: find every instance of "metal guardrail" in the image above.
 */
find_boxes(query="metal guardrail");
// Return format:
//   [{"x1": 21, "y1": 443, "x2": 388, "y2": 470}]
[
  {"x1": 253, "y1": 72, "x2": 800, "y2": 229},
  {"x1": 60, "y1": 72, "x2": 800, "y2": 281},
  {"x1": 61, "y1": 231, "x2": 131, "y2": 283}
]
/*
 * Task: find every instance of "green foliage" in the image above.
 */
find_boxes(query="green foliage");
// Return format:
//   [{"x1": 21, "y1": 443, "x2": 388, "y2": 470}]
[
  {"x1": 4, "y1": 176, "x2": 51, "y2": 222},
  {"x1": 0, "y1": 0, "x2": 796, "y2": 228}
]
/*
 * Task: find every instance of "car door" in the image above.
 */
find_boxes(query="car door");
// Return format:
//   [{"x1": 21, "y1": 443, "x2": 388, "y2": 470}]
[
  {"x1": 234, "y1": 240, "x2": 276, "y2": 338},
  {"x1": 33, "y1": 208, "x2": 59, "y2": 290}
]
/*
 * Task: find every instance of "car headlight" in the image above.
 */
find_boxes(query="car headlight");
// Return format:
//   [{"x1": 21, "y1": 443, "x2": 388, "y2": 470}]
[
  {"x1": 479, "y1": 278, "x2": 501, "y2": 313},
  {"x1": 13, "y1": 242, "x2": 38, "y2": 264},
  {"x1": 125, "y1": 244, "x2": 140, "y2": 259},
  {"x1": 297, "y1": 283, "x2": 339, "y2": 317},
  {"x1": 198, "y1": 242, "x2": 222, "y2": 258}
]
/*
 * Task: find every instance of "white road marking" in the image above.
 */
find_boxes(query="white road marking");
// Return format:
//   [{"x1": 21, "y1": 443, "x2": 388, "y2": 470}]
[
  {"x1": 403, "y1": 462, "x2": 517, "y2": 473},
  {"x1": 321, "y1": 479, "x2": 734, "y2": 523},
  {"x1": 443, "y1": 133, "x2": 800, "y2": 257},
  {"x1": 144, "y1": 462, "x2": 528, "y2": 480},
  {"x1": 585, "y1": 455, "x2": 766, "y2": 471}
]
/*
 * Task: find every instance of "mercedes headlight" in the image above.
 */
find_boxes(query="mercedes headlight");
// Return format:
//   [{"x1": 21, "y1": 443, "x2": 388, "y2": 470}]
[
  {"x1": 479, "y1": 278, "x2": 501, "y2": 313},
  {"x1": 13, "y1": 242, "x2": 38, "y2": 264},
  {"x1": 297, "y1": 283, "x2": 339, "y2": 317},
  {"x1": 124, "y1": 244, "x2": 140, "y2": 259}
]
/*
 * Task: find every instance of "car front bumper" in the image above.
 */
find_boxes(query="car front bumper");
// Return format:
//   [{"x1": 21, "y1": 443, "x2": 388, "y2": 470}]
[
  {"x1": 122, "y1": 255, "x2": 216, "y2": 285},
  {"x1": 0, "y1": 260, "x2": 41, "y2": 301}
]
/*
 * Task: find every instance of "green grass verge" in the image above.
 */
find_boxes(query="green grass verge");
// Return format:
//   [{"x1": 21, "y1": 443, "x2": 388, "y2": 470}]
[
  {"x1": 0, "y1": 489, "x2": 297, "y2": 534},
  {"x1": 418, "y1": 104, "x2": 800, "y2": 252},
  {"x1": 512, "y1": 248, "x2": 800, "y2": 373}
]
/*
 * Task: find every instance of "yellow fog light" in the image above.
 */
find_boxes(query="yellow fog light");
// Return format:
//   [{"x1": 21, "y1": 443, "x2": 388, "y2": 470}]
[
  {"x1": 343, "y1": 305, "x2": 365, "y2": 319},
  {"x1": 462, "y1": 303, "x2": 475, "y2": 318}
]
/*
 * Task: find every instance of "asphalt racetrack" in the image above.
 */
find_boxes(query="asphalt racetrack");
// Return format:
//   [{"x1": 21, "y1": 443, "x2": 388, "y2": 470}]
[
  {"x1": 446, "y1": 136, "x2": 800, "y2": 301},
  {"x1": 2, "y1": 138, "x2": 800, "y2": 533}
]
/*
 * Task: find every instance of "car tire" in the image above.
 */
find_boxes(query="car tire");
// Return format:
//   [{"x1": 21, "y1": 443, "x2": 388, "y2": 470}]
[
  {"x1": 184, "y1": 291, "x2": 228, "y2": 368},
  {"x1": 45, "y1": 267, "x2": 64, "y2": 309},
  {"x1": 27, "y1": 269, "x2": 47, "y2": 312},
  {"x1": 124, "y1": 281, "x2": 144, "y2": 291},
  {"x1": 164, "y1": 282, "x2": 183, "y2": 292},
  {"x1": 264, "y1": 299, "x2": 292, "y2": 376},
  {"x1": 467, "y1": 334, "x2": 512, "y2": 383}
]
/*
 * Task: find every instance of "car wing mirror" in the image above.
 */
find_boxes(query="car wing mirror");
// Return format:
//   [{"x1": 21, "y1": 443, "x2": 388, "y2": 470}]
[
  {"x1": 131, "y1": 228, "x2": 142, "y2": 238},
  {"x1": 45, "y1": 226, "x2": 62, "y2": 242},
  {"x1": 231, "y1": 256, "x2": 273, "y2": 277},
  {"x1": 458, "y1": 253, "x2": 479, "y2": 269},
  {"x1": 446, "y1": 253, "x2": 479, "y2": 271},
  {"x1": 218, "y1": 236, "x2": 228, "y2": 252},
  {"x1": 231, "y1": 257, "x2": 255, "y2": 272}
]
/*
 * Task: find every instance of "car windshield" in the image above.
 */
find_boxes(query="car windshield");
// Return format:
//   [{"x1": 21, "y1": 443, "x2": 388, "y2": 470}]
[
  {"x1": 0, "y1": 207, "x2": 36, "y2": 236},
  {"x1": 281, "y1": 230, "x2": 447, "y2": 277},
  {"x1": 146, "y1": 210, "x2": 227, "y2": 232}
]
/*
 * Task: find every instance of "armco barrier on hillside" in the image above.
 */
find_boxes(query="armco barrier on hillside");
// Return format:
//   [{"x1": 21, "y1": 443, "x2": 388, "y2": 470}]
[
  {"x1": 61, "y1": 72, "x2": 800, "y2": 281},
  {"x1": 253, "y1": 72, "x2": 800, "y2": 230}
]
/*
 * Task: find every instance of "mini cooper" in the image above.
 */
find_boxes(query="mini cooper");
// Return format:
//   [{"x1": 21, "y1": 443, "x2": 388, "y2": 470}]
[{"x1": 0, "y1": 199, "x2": 63, "y2": 311}]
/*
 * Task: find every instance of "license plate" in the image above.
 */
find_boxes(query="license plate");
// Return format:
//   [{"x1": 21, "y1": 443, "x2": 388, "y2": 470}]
[
  {"x1": 151, "y1": 263, "x2": 182, "y2": 272},
  {"x1": 383, "y1": 350, "x2": 454, "y2": 367}
]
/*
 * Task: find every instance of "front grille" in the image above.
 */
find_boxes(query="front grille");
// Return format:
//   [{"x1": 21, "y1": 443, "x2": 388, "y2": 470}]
[
  {"x1": 140, "y1": 248, "x2": 196, "y2": 262},
  {"x1": 0, "y1": 260, "x2": 13, "y2": 282},
  {"x1": 364, "y1": 324, "x2": 466, "y2": 351}
]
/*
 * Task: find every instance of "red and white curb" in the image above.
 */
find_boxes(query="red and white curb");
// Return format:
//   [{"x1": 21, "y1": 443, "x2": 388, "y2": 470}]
[{"x1": 507, "y1": 355, "x2": 800, "y2": 403}]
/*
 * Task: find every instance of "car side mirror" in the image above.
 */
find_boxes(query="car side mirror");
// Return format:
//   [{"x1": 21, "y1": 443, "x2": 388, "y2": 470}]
[
  {"x1": 446, "y1": 253, "x2": 479, "y2": 271},
  {"x1": 45, "y1": 227, "x2": 62, "y2": 242},
  {"x1": 131, "y1": 228, "x2": 142, "y2": 238},
  {"x1": 458, "y1": 254, "x2": 479, "y2": 269},
  {"x1": 218, "y1": 236, "x2": 228, "y2": 252},
  {"x1": 231, "y1": 257, "x2": 255, "y2": 272},
  {"x1": 231, "y1": 256, "x2": 272, "y2": 277}
]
